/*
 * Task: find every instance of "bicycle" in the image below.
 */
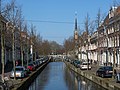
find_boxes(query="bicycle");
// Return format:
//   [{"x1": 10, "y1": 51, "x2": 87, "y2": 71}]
[{"x1": 0, "y1": 76, "x2": 13, "y2": 90}]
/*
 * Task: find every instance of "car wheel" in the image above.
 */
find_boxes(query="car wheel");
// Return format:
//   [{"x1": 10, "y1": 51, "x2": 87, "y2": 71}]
[
  {"x1": 101, "y1": 74, "x2": 104, "y2": 78},
  {"x1": 22, "y1": 74, "x2": 25, "y2": 78},
  {"x1": 116, "y1": 76, "x2": 118, "y2": 83}
]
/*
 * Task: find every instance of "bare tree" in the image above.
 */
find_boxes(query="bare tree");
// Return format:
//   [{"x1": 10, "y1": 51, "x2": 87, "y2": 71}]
[
  {"x1": 84, "y1": 13, "x2": 90, "y2": 70},
  {"x1": 63, "y1": 36, "x2": 74, "y2": 55},
  {"x1": 0, "y1": 0, "x2": 18, "y2": 81},
  {"x1": 30, "y1": 24, "x2": 38, "y2": 61},
  {"x1": 96, "y1": 8, "x2": 104, "y2": 66},
  {"x1": 3, "y1": 0, "x2": 19, "y2": 25},
  {"x1": 96, "y1": 8, "x2": 101, "y2": 28},
  {"x1": 22, "y1": 23, "x2": 29, "y2": 66},
  {"x1": 4, "y1": 0, "x2": 23, "y2": 80},
  {"x1": 35, "y1": 33, "x2": 43, "y2": 56},
  {"x1": 41, "y1": 40, "x2": 51, "y2": 55}
]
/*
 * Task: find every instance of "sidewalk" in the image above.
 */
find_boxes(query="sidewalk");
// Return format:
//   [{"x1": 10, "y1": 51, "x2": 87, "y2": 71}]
[
  {"x1": 90, "y1": 63, "x2": 120, "y2": 74},
  {"x1": 0, "y1": 62, "x2": 13, "y2": 80}
]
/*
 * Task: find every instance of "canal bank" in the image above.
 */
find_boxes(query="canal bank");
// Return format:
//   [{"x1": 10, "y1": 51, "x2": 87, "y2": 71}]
[
  {"x1": 12, "y1": 60, "x2": 50, "y2": 90},
  {"x1": 64, "y1": 61, "x2": 120, "y2": 90},
  {"x1": 28, "y1": 62, "x2": 107, "y2": 90}
]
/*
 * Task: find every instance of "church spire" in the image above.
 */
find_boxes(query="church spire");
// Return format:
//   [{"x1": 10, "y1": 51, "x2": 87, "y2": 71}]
[
  {"x1": 75, "y1": 12, "x2": 77, "y2": 30},
  {"x1": 74, "y1": 12, "x2": 78, "y2": 40}
]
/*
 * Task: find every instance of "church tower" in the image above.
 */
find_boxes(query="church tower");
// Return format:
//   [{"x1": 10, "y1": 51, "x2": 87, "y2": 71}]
[{"x1": 74, "y1": 13, "x2": 79, "y2": 58}]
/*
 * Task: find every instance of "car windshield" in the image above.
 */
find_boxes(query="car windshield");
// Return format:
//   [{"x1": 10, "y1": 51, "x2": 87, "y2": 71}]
[
  {"x1": 28, "y1": 64, "x2": 33, "y2": 66},
  {"x1": 76, "y1": 61, "x2": 80, "y2": 64},
  {"x1": 104, "y1": 67, "x2": 113, "y2": 70},
  {"x1": 15, "y1": 68, "x2": 23, "y2": 71}
]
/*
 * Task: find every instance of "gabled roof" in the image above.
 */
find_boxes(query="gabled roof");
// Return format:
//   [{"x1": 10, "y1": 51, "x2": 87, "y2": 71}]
[{"x1": 98, "y1": 6, "x2": 120, "y2": 31}]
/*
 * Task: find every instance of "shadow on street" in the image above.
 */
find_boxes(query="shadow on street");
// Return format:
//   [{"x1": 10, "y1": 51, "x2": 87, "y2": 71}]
[{"x1": 0, "y1": 61, "x2": 13, "y2": 74}]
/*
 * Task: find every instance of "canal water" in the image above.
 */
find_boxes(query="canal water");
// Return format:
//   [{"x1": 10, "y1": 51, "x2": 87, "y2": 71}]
[{"x1": 28, "y1": 62, "x2": 107, "y2": 90}]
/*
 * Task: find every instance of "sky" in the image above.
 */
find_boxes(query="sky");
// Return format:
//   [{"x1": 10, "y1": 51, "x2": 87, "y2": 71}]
[{"x1": 5, "y1": 0, "x2": 120, "y2": 45}]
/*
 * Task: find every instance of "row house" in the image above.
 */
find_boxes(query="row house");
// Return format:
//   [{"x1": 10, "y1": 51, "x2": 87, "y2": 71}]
[
  {"x1": 80, "y1": 6, "x2": 120, "y2": 66},
  {"x1": 89, "y1": 31, "x2": 98, "y2": 62},
  {"x1": 97, "y1": 6, "x2": 120, "y2": 65},
  {"x1": 0, "y1": 15, "x2": 31, "y2": 67},
  {"x1": 81, "y1": 31, "x2": 98, "y2": 62},
  {"x1": 0, "y1": 15, "x2": 8, "y2": 65}
]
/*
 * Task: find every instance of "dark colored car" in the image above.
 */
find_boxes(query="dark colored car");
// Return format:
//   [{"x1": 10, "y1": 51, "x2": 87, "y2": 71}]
[
  {"x1": 96, "y1": 66, "x2": 114, "y2": 78},
  {"x1": 73, "y1": 60, "x2": 81, "y2": 68}
]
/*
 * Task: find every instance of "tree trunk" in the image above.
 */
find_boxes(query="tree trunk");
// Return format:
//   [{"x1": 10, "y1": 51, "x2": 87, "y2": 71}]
[
  {"x1": 1, "y1": 16, "x2": 5, "y2": 82},
  {"x1": 12, "y1": 27, "x2": 16, "y2": 80}
]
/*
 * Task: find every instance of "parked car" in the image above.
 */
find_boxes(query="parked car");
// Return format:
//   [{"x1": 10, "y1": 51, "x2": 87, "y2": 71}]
[
  {"x1": 27, "y1": 63, "x2": 36, "y2": 71},
  {"x1": 96, "y1": 66, "x2": 115, "y2": 78},
  {"x1": 10, "y1": 66, "x2": 27, "y2": 78},
  {"x1": 80, "y1": 62, "x2": 91, "y2": 70},
  {"x1": 70, "y1": 59, "x2": 74, "y2": 64},
  {"x1": 73, "y1": 60, "x2": 81, "y2": 68}
]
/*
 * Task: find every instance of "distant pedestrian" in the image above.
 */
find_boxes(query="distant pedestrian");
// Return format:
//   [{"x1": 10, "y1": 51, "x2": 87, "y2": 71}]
[
  {"x1": 116, "y1": 63, "x2": 118, "y2": 67},
  {"x1": 16, "y1": 61, "x2": 18, "y2": 66},
  {"x1": 90, "y1": 59, "x2": 93, "y2": 64}
]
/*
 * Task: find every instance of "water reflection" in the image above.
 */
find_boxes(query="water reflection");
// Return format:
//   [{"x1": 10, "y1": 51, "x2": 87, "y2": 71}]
[
  {"x1": 29, "y1": 63, "x2": 50, "y2": 90},
  {"x1": 28, "y1": 62, "x2": 107, "y2": 90},
  {"x1": 64, "y1": 66, "x2": 107, "y2": 90}
]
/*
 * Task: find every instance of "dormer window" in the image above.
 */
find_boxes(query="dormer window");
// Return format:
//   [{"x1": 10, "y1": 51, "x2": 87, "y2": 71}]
[{"x1": 109, "y1": 6, "x2": 117, "y2": 18}]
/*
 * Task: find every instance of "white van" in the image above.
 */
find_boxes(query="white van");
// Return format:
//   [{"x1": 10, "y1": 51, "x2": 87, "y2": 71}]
[{"x1": 80, "y1": 62, "x2": 91, "y2": 70}]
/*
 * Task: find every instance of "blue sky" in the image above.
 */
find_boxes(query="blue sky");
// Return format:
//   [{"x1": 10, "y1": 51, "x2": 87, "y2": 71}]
[{"x1": 7, "y1": 0, "x2": 119, "y2": 45}]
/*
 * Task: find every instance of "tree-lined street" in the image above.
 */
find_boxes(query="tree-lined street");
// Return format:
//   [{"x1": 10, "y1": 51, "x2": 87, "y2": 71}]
[{"x1": 0, "y1": 0, "x2": 120, "y2": 90}]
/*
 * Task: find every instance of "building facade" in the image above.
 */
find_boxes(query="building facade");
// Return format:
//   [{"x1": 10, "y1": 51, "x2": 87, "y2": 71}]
[
  {"x1": 80, "y1": 6, "x2": 120, "y2": 66},
  {"x1": 0, "y1": 15, "x2": 31, "y2": 67}
]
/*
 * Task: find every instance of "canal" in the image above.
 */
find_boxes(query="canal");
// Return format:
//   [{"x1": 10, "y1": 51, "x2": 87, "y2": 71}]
[{"x1": 28, "y1": 62, "x2": 107, "y2": 90}]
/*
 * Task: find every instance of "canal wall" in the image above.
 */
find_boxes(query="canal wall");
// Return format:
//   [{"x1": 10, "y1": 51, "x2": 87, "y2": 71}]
[
  {"x1": 14, "y1": 60, "x2": 50, "y2": 90},
  {"x1": 65, "y1": 61, "x2": 120, "y2": 90}
]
